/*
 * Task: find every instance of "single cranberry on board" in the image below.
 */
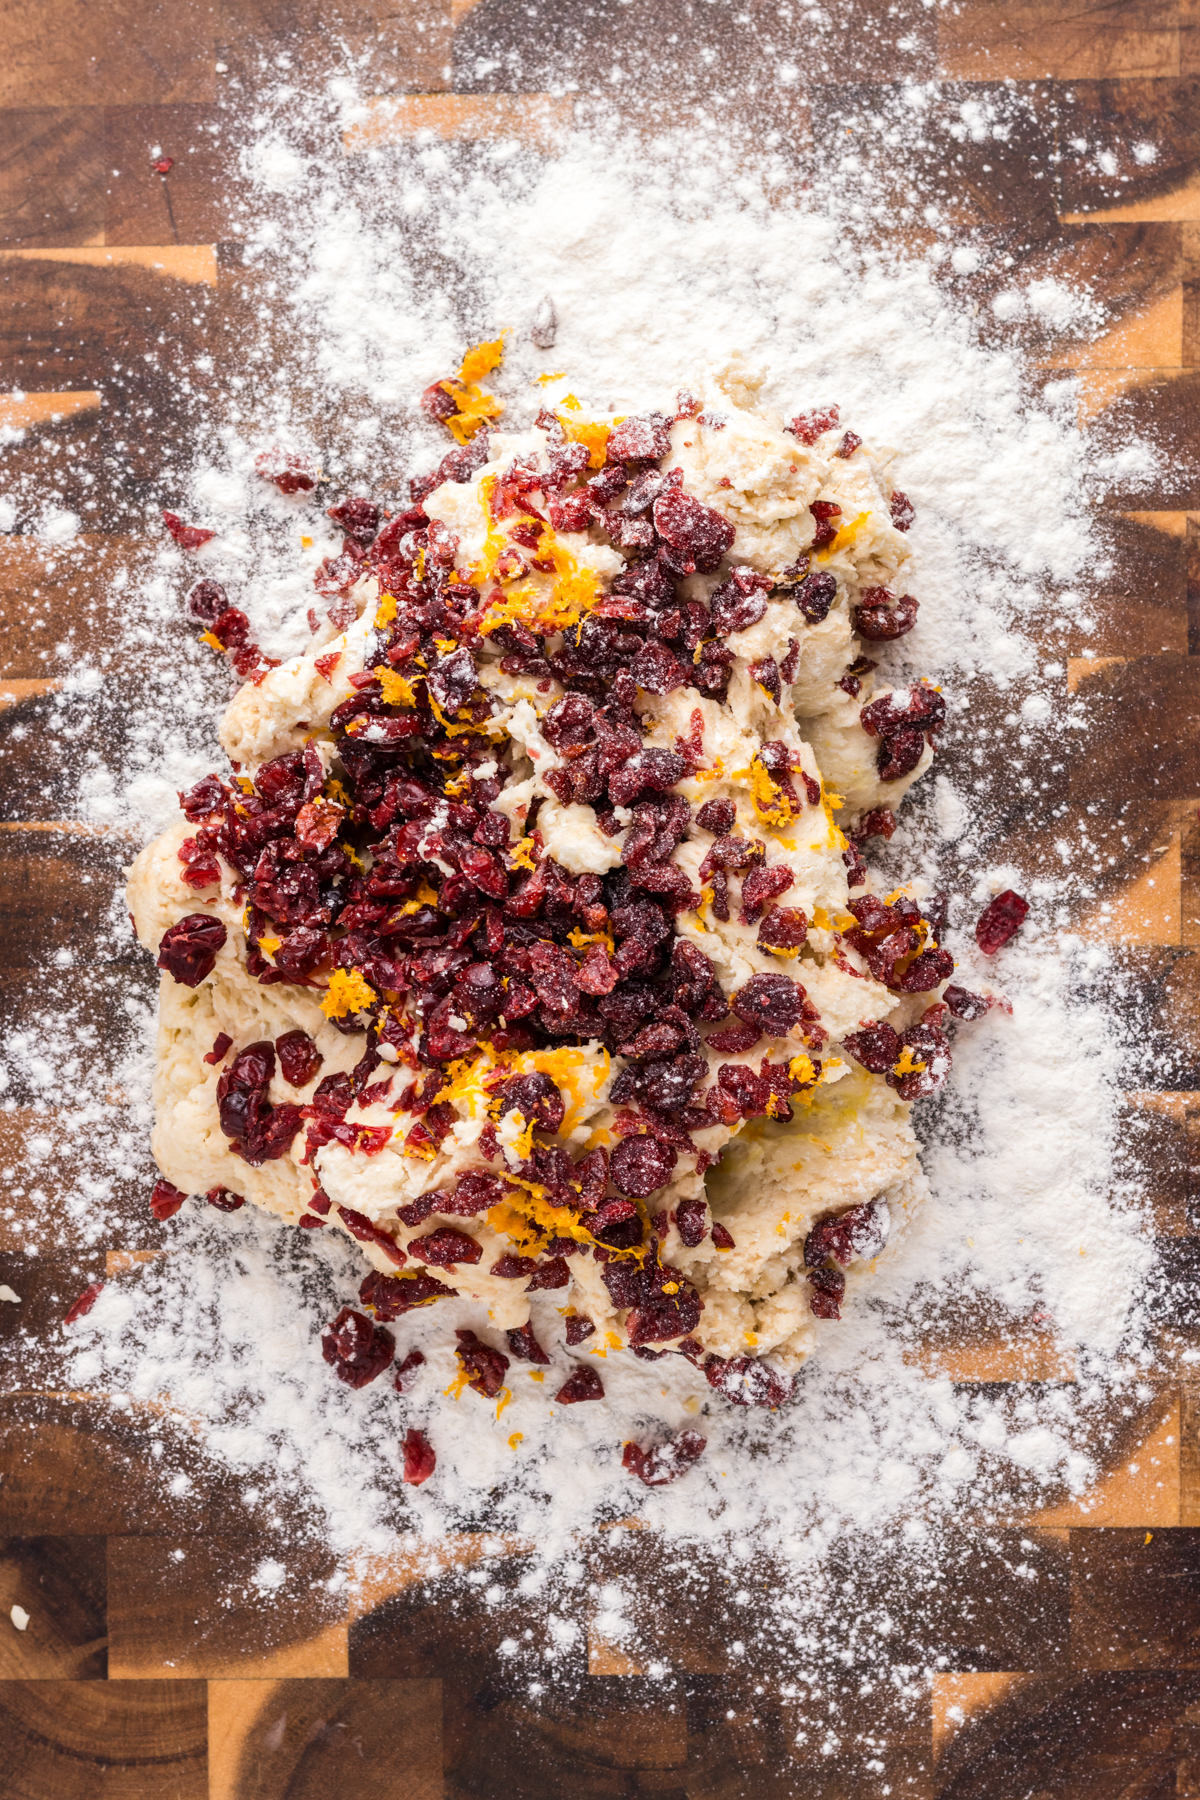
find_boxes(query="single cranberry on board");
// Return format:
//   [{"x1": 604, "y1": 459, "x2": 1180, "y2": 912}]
[
  {"x1": 623, "y1": 1431, "x2": 707, "y2": 1487},
  {"x1": 150, "y1": 1178, "x2": 187, "y2": 1220},
  {"x1": 64, "y1": 1281, "x2": 104, "y2": 1325},
  {"x1": 402, "y1": 1427, "x2": 436, "y2": 1486},
  {"x1": 975, "y1": 890, "x2": 1029, "y2": 954}
]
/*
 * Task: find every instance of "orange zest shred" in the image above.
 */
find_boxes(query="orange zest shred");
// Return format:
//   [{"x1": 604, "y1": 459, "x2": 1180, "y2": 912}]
[
  {"x1": 321, "y1": 967, "x2": 378, "y2": 1019},
  {"x1": 437, "y1": 337, "x2": 506, "y2": 444}
]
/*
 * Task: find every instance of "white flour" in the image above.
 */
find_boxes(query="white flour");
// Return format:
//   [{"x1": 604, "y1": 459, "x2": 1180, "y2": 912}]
[{"x1": 0, "y1": 84, "x2": 1159, "y2": 1652}]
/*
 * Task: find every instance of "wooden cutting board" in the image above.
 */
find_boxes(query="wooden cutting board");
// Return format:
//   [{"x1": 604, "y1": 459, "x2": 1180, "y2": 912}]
[{"x1": 0, "y1": 2, "x2": 1198, "y2": 1792}]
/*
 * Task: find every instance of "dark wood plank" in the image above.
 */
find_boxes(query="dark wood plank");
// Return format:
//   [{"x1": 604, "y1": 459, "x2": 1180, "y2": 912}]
[
  {"x1": 0, "y1": 109, "x2": 106, "y2": 246},
  {"x1": 938, "y1": 0, "x2": 1180, "y2": 80},
  {"x1": 106, "y1": 1533, "x2": 344, "y2": 1677},
  {"x1": 1055, "y1": 77, "x2": 1200, "y2": 216},
  {"x1": 207, "y1": 1677, "x2": 442, "y2": 1800},
  {"x1": 104, "y1": 106, "x2": 246, "y2": 246},
  {"x1": 0, "y1": 1, "x2": 216, "y2": 108},
  {"x1": 0, "y1": 1395, "x2": 210, "y2": 1535},
  {"x1": 1, "y1": 1677, "x2": 207, "y2": 1800},
  {"x1": 0, "y1": 1536, "x2": 107, "y2": 1679},
  {"x1": 1071, "y1": 1527, "x2": 1200, "y2": 1667}
]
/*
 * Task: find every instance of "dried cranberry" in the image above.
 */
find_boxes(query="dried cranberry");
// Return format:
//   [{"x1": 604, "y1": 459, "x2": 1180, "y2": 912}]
[
  {"x1": 188, "y1": 579, "x2": 228, "y2": 623},
  {"x1": 255, "y1": 447, "x2": 317, "y2": 493},
  {"x1": 608, "y1": 412, "x2": 672, "y2": 462},
  {"x1": 321, "y1": 1307, "x2": 395, "y2": 1388},
  {"x1": 610, "y1": 1134, "x2": 678, "y2": 1198},
  {"x1": 565, "y1": 1314, "x2": 595, "y2": 1345},
  {"x1": 203, "y1": 1032, "x2": 233, "y2": 1066},
  {"x1": 709, "y1": 566, "x2": 771, "y2": 633},
  {"x1": 157, "y1": 913, "x2": 226, "y2": 987},
  {"x1": 897, "y1": 947, "x2": 954, "y2": 993},
  {"x1": 206, "y1": 1187, "x2": 245, "y2": 1211},
  {"x1": 402, "y1": 1427, "x2": 436, "y2": 1485},
  {"x1": 877, "y1": 730, "x2": 927, "y2": 783},
  {"x1": 556, "y1": 1365, "x2": 604, "y2": 1404},
  {"x1": 740, "y1": 864, "x2": 794, "y2": 924},
  {"x1": 497, "y1": 1072, "x2": 565, "y2": 1133},
  {"x1": 696, "y1": 797, "x2": 735, "y2": 835},
  {"x1": 623, "y1": 1430, "x2": 706, "y2": 1487},
  {"x1": 491, "y1": 1253, "x2": 538, "y2": 1280},
  {"x1": 653, "y1": 487, "x2": 736, "y2": 575},
  {"x1": 64, "y1": 1281, "x2": 104, "y2": 1325},
  {"x1": 408, "y1": 1227, "x2": 481, "y2": 1268},
  {"x1": 860, "y1": 684, "x2": 946, "y2": 740},
  {"x1": 944, "y1": 983, "x2": 991, "y2": 1020},
  {"x1": 276, "y1": 1029, "x2": 323, "y2": 1087},
  {"x1": 843, "y1": 1020, "x2": 901, "y2": 1074},
  {"x1": 427, "y1": 646, "x2": 477, "y2": 715},
  {"x1": 731, "y1": 972, "x2": 804, "y2": 1036},
  {"x1": 975, "y1": 890, "x2": 1029, "y2": 954},
  {"x1": 856, "y1": 807, "x2": 897, "y2": 842},
  {"x1": 787, "y1": 406, "x2": 839, "y2": 445},
  {"x1": 889, "y1": 489, "x2": 915, "y2": 532},
  {"x1": 338, "y1": 1207, "x2": 407, "y2": 1266},
  {"x1": 162, "y1": 509, "x2": 216, "y2": 550},
  {"x1": 853, "y1": 591, "x2": 919, "y2": 641},
  {"x1": 710, "y1": 1223, "x2": 735, "y2": 1250},
  {"x1": 809, "y1": 1266, "x2": 845, "y2": 1318},
  {"x1": 456, "y1": 1328, "x2": 509, "y2": 1398},
  {"x1": 792, "y1": 571, "x2": 837, "y2": 624},
  {"x1": 360, "y1": 1269, "x2": 453, "y2": 1319},
  {"x1": 757, "y1": 907, "x2": 808, "y2": 954},
  {"x1": 527, "y1": 1257, "x2": 571, "y2": 1290},
  {"x1": 674, "y1": 1198, "x2": 708, "y2": 1247},
  {"x1": 806, "y1": 1198, "x2": 890, "y2": 1270},
  {"x1": 750, "y1": 655, "x2": 781, "y2": 703},
  {"x1": 835, "y1": 431, "x2": 862, "y2": 459},
  {"x1": 506, "y1": 1320, "x2": 551, "y2": 1363},
  {"x1": 150, "y1": 1178, "x2": 187, "y2": 1220},
  {"x1": 703, "y1": 1354, "x2": 792, "y2": 1408},
  {"x1": 394, "y1": 1349, "x2": 426, "y2": 1392},
  {"x1": 327, "y1": 496, "x2": 380, "y2": 548},
  {"x1": 211, "y1": 605, "x2": 250, "y2": 648},
  {"x1": 629, "y1": 639, "x2": 686, "y2": 694}
]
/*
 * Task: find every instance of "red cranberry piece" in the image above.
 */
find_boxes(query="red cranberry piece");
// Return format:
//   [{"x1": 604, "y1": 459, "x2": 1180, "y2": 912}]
[
  {"x1": 731, "y1": 972, "x2": 805, "y2": 1036},
  {"x1": 856, "y1": 807, "x2": 897, "y2": 842},
  {"x1": 455, "y1": 1328, "x2": 510, "y2": 1398},
  {"x1": 276, "y1": 1029, "x2": 323, "y2": 1087},
  {"x1": 703, "y1": 1354, "x2": 792, "y2": 1408},
  {"x1": 402, "y1": 1427, "x2": 436, "y2": 1485},
  {"x1": 555, "y1": 1365, "x2": 604, "y2": 1404},
  {"x1": 421, "y1": 380, "x2": 458, "y2": 424},
  {"x1": 496, "y1": 1072, "x2": 565, "y2": 1133},
  {"x1": 877, "y1": 730, "x2": 927, "y2": 783},
  {"x1": 709, "y1": 566, "x2": 771, "y2": 633},
  {"x1": 629, "y1": 639, "x2": 686, "y2": 694},
  {"x1": 206, "y1": 1187, "x2": 245, "y2": 1211},
  {"x1": 427, "y1": 646, "x2": 478, "y2": 714},
  {"x1": 211, "y1": 605, "x2": 250, "y2": 649},
  {"x1": 203, "y1": 1032, "x2": 233, "y2": 1066},
  {"x1": 853, "y1": 592, "x2": 919, "y2": 642},
  {"x1": 327, "y1": 496, "x2": 380, "y2": 547},
  {"x1": 360, "y1": 1270, "x2": 453, "y2": 1319},
  {"x1": 705, "y1": 1020, "x2": 762, "y2": 1054},
  {"x1": 394, "y1": 1349, "x2": 426, "y2": 1393},
  {"x1": 944, "y1": 983, "x2": 991, "y2": 1021},
  {"x1": 835, "y1": 431, "x2": 862, "y2": 459},
  {"x1": 297, "y1": 1213, "x2": 325, "y2": 1229},
  {"x1": 547, "y1": 491, "x2": 593, "y2": 533},
  {"x1": 860, "y1": 685, "x2": 946, "y2": 739},
  {"x1": 308, "y1": 1191, "x2": 332, "y2": 1215},
  {"x1": 322, "y1": 1307, "x2": 395, "y2": 1388},
  {"x1": 750, "y1": 655, "x2": 781, "y2": 703},
  {"x1": 653, "y1": 486, "x2": 736, "y2": 575},
  {"x1": 255, "y1": 448, "x2": 318, "y2": 493},
  {"x1": 757, "y1": 907, "x2": 808, "y2": 954},
  {"x1": 889, "y1": 490, "x2": 915, "y2": 532},
  {"x1": 162, "y1": 509, "x2": 215, "y2": 550},
  {"x1": 157, "y1": 913, "x2": 227, "y2": 987},
  {"x1": 710, "y1": 1223, "x2": 735, "y2": 1250},
  {"x1": 674, "y1": 1198, "x2": 708, "y2": 1246},
  {"x1": 565, "y1": 1314, "x2": 595, "y2": 1345},
  {"x1": 790, "y1": 571, "x2": 837, "y2": 624},
  {"x1": 491, "y1": 1253, "x2": 538, "y2": 1280},
  {"x1": 809, "y1": 1267, "x2": 845, "y2": 1318},
  {"x1": 527, "y1": 1257, "x2": 571, "y2": 1291},
  {"x1": 408, "y1": 1227, "x2": 481, "y2": 1268},
  {"x1": 898, "y1": 947, "x2": 955, "y2": 993},
  {"x1": 150, "y1": 1178, "x2": 187, "y2": 1220},
  {"x1": 843, "y1": 1020, "x2": 901, "y2": 1073},
  {"x1": 506, "y1": 1320, "x2": 551, "y2": 1364},
  {"x1": 975, "y1": 890, "x2": 1029, "y2": 954},
  {"x1": 188, "y1": 579, "x2": 228, "y2": 623},
  {"x1": 696, "y1": 797, "x2": 735, "y2": 834},
  {"x1": 806, "y1": 1197, "x2": 889, "y2": 1269},
  {"x1": 623, "y1": 1430, "x2": 707, "y2": 1487},
  {"x1": 608, "y1": 412, "x2": 672, "y2": 461},
  {"x1": 610, "y1": 1134, "x2": 678, "y2": 1198},
  {"x1": 338, "y1": 1207, "x2": 407, "y2": 1266},
  {"x1": 787, "y1": 406, "x2": 839, "y2": 446},
  {"x1": 740, "y1": 864, "x2": 794, "y2": 924},
  {"x1": 64, "y1": 1281, "x2": 104, "y2": 1325}
]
